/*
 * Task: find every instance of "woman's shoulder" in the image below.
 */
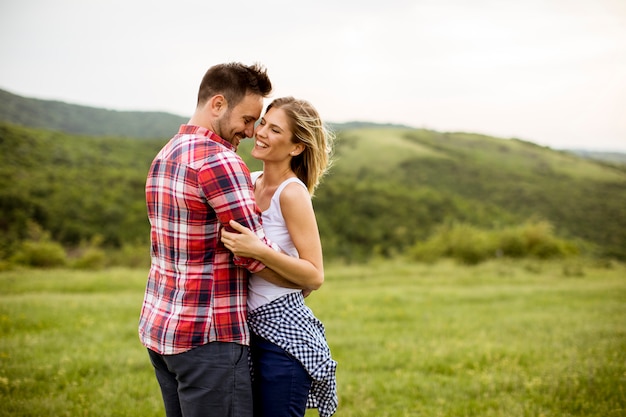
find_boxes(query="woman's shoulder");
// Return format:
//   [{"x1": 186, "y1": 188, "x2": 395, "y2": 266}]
[
  {"x1": 277, "y1": 177, "x2": 307, "y2": 197},
  {"x1": 278, "y1": 178, "x2": 311, "y2": 208}
]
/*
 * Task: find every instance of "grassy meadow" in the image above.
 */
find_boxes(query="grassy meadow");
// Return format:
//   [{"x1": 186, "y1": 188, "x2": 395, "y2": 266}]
[{"x1": 1, "y1": 259, "x2": 625, "y2": 416}]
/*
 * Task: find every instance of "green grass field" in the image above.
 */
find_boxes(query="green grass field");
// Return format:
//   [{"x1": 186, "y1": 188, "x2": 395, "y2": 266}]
[{"x1": 1, "y1": 259, "x2": 625, "y2": 416}]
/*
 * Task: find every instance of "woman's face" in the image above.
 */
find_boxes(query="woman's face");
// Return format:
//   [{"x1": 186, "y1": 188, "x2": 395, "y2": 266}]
[{"x1": 252, "y1": 107, "x2": 301, "y2": 162}]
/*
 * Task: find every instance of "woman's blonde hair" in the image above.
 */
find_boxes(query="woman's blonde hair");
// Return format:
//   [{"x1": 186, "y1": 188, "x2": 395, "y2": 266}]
[{"x1": 266, "y1": 97, "x2": 334, "y2": 196}]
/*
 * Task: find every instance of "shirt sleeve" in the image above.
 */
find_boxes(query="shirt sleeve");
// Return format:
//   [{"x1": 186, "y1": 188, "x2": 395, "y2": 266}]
[{"x1": 198, "y1": 150, "x2": 276, "y2": 273}]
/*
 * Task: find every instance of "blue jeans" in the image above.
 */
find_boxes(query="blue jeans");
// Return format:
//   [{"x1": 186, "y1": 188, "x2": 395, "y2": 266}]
[
  {"x1": 148, "y1": 342, "x2": 253, "y2": 417},
  {"x1": 251, "y1": 333, "x2": 313, "y2": 417}
]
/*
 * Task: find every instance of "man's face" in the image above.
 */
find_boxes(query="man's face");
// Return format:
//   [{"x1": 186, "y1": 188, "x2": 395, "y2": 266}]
[{"x1": 215, "y1": 93, "x2": 264, "y2": 150}]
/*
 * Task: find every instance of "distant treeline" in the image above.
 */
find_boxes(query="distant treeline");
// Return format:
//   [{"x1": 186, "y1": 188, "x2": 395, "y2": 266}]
[
  {"x1": 1, "y1": 121, "x2": 625, "y2": 269},
  {"x1": 0, "y1": 88, "x2": 187, "y2": 138}
]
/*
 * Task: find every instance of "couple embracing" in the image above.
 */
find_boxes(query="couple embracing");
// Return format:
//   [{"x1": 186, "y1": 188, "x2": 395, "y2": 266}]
[{"x1": 138, "y1": 62, "x2": 337, "y2": 417}]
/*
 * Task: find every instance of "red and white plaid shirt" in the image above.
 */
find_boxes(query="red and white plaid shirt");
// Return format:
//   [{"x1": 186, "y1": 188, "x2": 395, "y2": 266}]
[{"x1": 139, "y1": 125, "x2": 273, "y2": 355}]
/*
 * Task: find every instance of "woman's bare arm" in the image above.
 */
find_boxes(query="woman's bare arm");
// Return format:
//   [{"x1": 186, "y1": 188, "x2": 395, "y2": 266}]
[{"x1": 221, "y1": 183, "x2": 324, "y2": 291}]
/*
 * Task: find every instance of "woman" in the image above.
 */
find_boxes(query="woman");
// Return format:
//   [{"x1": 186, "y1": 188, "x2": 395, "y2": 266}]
[{"x1": 221, "y1": 97, "x2": 337, "y2": 417}]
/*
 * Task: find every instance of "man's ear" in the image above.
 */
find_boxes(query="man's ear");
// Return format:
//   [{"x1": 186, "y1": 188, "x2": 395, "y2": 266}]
[{"x1": 208, "y1": 94, "x2": 227, "y2": 116}]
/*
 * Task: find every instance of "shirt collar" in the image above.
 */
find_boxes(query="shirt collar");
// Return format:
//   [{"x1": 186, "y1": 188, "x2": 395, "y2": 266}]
[{"x1": 177, "y1": 124, "x2": 235, "y2": 151}]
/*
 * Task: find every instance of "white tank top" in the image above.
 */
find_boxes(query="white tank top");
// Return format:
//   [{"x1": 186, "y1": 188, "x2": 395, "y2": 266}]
[{"x1": 248, "y1": 171, "x2": 306, "y2": 311}]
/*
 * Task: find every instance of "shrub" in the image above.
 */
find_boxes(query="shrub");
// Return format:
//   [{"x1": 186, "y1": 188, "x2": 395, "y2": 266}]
[
  {"x1": 10, "y1": 240, "x2": 67, "y2": 267},
  {"x1": 410, "y1": 240, "x2": 444, "y2": 264},
  {"x1": 497, "y1": 228, "x2": 526, "y2": 257},
  {"x1": 517, "y1": 221, "x2": 579, "y2": 259},
  {"x1": 72, "y1": 247, "x2": 106, "y2": 270},
  {"x1": 109, "y1": 243, "x2": 150, "y2": 269},
  {"x1": 409, "y1": 223, "x2": 494, "y2": 265},
  {"x1": 409, "y1": 220, "x2": 579, "y2": 265},
  {"x1": 446, "y1": 223, "x2": 493, "y2": 265}
]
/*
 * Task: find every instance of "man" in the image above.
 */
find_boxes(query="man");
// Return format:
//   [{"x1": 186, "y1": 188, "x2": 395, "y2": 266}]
[{"x1": 139, "y1": 62, "x2": 290, "y2": 416}]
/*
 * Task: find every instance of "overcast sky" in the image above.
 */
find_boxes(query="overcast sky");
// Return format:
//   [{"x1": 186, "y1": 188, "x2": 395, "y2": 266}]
[{"x1": 1, "y1": 0, "x2": 625, "y2": 151}]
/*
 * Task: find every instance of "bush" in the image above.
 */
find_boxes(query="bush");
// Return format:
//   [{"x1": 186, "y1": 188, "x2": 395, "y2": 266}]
[
  {"x1": 72, "y1": 247, "x2": 106, "y2": 270},
  {"x1": 446, "y1": 224, "x2": 493, "y2": 265},
  {"x1": 409, "y1": 240, "x2": 443, "y2": 264},
  {"x1": 512, "y1": 221, "x2": 579, "y2": 259},
  {"x1": 10, "y1": 240, "x2": 67, "y2": 267},
  {"x1": 409, "y1": 220, "x2": 580, "y2": 265},
  {"x1": 497, "y1": 228, "x2": 526, "y2": 257},
  {"x1": 410, "y1": 223, "x2": 493, "y2": 265},
  {"x1": 109, "y1": 243, "x2": 150, "y2": 269}
]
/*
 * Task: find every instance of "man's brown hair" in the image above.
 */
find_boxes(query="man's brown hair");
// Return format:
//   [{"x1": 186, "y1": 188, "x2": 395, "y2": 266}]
[{"x1": 197, "y1": 62, "x2": 272, "y2": 108}]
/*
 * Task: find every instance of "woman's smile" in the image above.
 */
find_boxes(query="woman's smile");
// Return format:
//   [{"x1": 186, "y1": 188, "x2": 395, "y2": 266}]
[{"x1": 255, "y1": 139, "x2": 269, "y2": 148}]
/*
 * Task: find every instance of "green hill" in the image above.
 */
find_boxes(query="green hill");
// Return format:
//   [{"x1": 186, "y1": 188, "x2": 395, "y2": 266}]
[
  {"x1": 0, "y1": 87, "x2": 412, "y2": 140},
  {"x1": 1, "y1": 89, "x2": 625, "y2": 263},
  {"x1": 308, "y1": 128, "x2": 626, "y2": 260},
  {"x1": 0, "y1": 88, "x2": 186, "y2": 138},
  {"x1": 2, "y1": 122, "x2": 625, "y2": 263}
]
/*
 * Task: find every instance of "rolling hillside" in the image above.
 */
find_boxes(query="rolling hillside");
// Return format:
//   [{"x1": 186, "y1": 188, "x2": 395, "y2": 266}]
[
  {"x1": 308, "y1": 128, "x2": 626, "y2": 260},
  {"x1": 0, "y1": 88, "x2": 413, "y2": 140},
  {"x1": 0, "y1": 88, "x2": 186, "y2": 138},
  {"x1": 1, "y1": 90, "x2": 625, "y2": 262}
]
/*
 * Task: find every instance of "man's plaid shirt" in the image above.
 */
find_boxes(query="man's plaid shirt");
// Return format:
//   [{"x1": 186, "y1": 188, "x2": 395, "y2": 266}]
[{"x1": 139, "y1": 125, "x2": 273, "y2": 355}]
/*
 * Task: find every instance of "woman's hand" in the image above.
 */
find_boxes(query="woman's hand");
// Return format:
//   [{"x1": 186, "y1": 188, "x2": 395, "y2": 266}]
[{"x1": 221, "y1": 219, "x2": 266, "y2": 259}]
